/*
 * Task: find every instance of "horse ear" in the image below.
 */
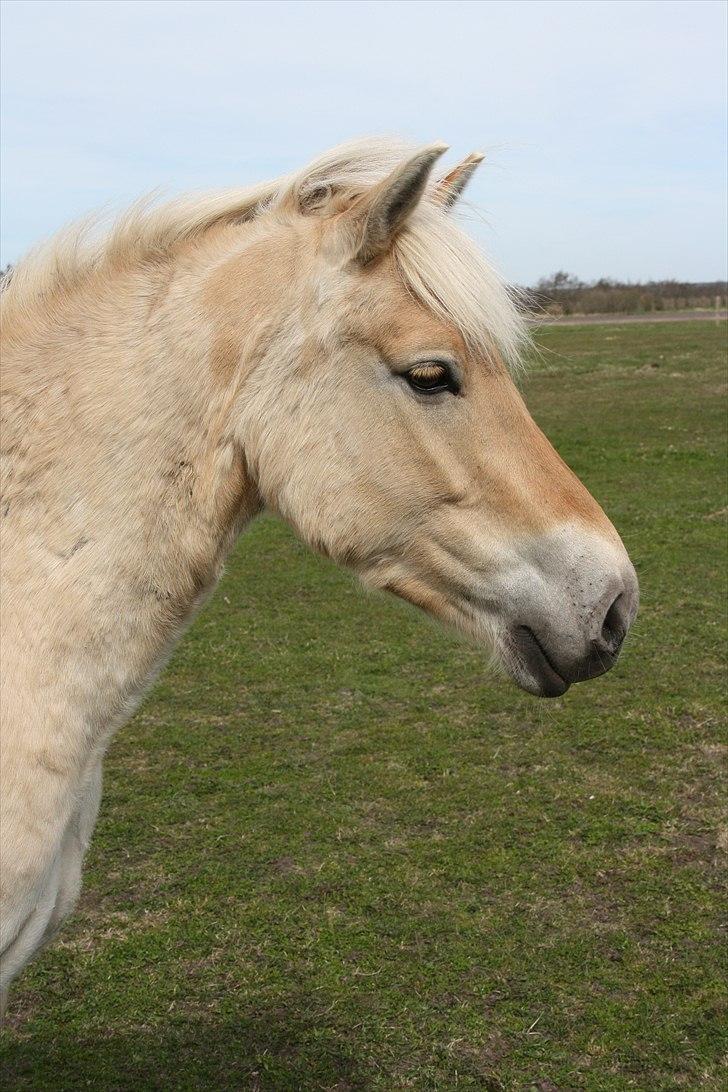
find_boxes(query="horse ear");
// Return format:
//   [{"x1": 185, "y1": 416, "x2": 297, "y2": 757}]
[
  {"x1": 348, "y1": 143, "x2": 448, "y2": 265},
  {"x1": 433, "y1": 152, "x2": 484, "y2": 210}
]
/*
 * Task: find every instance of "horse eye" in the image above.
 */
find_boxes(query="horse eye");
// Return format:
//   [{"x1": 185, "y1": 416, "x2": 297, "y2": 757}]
[{"x1": 405, "y1": 363, "x2": 458, "y2": 395}]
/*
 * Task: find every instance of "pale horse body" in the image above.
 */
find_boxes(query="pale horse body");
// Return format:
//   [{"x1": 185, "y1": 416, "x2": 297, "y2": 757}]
[{"x1": 0, "y1": 139, "x2": 638, "y2": 1004}]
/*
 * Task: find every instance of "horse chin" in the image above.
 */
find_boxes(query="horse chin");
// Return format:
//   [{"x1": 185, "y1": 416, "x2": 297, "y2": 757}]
[
  {"x1": 445, "y1": 603, "x2": 572, "y2": 700},
  {"x1": 363, "y1": 567, "x2": 590, "y2": 701},
  {"x1": 497, "y1": 634, "x2": 571, "y2": 698}
]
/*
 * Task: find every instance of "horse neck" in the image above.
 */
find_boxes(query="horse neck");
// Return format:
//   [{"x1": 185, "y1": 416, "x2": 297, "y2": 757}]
[{"x1": 3, "y1": 230, "x2": 274, "y2": 634}]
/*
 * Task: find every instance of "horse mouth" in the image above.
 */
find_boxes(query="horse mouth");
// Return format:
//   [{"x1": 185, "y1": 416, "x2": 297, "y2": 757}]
[{"x1": 506, "y1": 626, "x2": 569, "y2": 698}]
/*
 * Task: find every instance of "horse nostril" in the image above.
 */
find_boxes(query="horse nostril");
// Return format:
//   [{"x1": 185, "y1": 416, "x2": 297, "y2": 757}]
[{"x1": 599, "y1": 592, "x2": 627, "y2": 654}]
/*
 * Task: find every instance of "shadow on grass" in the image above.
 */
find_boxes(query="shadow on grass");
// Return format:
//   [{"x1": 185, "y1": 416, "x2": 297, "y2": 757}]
[{"x1": 1, "y1": 994, "x2": 374, "y2": 1091}]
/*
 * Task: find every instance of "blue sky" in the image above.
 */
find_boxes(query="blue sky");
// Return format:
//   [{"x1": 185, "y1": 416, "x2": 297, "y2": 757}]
[{"x1": 1, "y1": 0, "x2": 726, "y2": 283}]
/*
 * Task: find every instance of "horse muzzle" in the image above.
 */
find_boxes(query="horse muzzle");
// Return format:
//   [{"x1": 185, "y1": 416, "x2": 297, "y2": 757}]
[{"x1": 500, "y1": 556, "x2": 639, "y2": 698}]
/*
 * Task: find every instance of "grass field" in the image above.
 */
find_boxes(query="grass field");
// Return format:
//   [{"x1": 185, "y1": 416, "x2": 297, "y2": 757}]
[{"x1": 2, "y1": 321, "x2": 726, "y2": 1091}]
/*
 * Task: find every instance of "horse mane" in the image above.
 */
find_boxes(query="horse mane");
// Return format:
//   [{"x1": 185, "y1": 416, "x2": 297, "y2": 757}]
[{"x1": 1, "y1": 137, "x2": 527, "y2": 367}]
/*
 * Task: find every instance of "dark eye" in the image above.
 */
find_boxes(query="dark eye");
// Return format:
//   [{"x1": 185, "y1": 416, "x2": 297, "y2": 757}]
[{"x1": 404, "y1": 362, "x2": 459, "y2": 395}]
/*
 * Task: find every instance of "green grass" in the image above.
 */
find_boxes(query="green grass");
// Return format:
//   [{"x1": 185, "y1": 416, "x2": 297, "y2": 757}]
[{"x1": 2, "y1": 321, "x2": 726, "y2": 1091}]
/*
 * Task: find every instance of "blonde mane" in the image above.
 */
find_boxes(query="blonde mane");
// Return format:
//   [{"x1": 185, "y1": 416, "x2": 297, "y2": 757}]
[{"x1": 2, "y1": 138, "x2": 527, "y2": 366}]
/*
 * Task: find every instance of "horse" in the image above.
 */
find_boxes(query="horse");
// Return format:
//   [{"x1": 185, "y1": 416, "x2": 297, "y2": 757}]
[{"x1": 0, "y1": 138, "x2": 638, "y2": 1005}]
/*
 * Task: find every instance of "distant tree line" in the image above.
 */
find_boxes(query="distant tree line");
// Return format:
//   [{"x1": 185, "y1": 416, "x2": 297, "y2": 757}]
[{"x1": 524, "y1": 272, "x2": 727, "y2": 316}]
